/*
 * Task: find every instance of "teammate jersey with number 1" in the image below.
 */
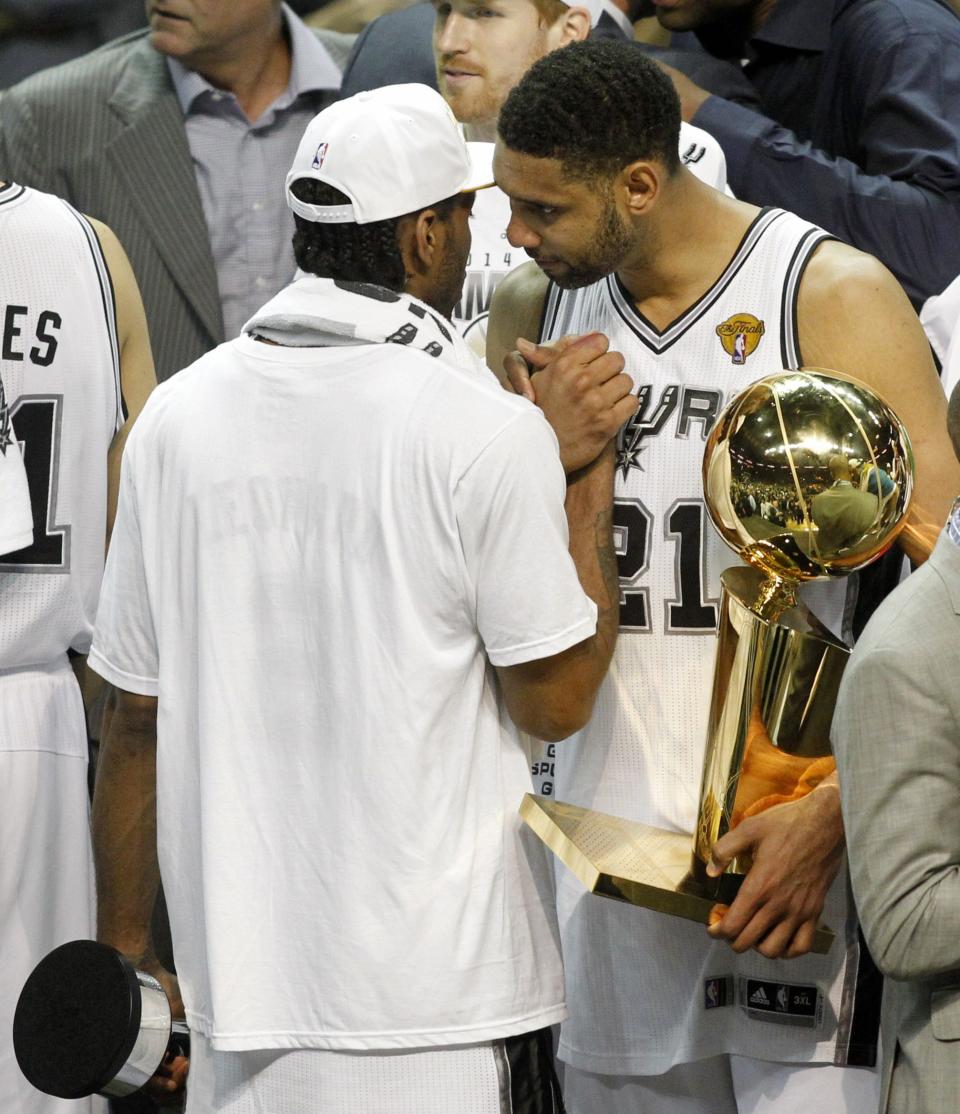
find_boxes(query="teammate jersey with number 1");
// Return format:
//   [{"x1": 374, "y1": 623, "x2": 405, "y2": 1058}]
[
  {"x1": 0, "y1": 184, "x2": 124, "y2": 669},
  {"x1": 540, "y1": 207, "x2": 878, "y2": 1075}
]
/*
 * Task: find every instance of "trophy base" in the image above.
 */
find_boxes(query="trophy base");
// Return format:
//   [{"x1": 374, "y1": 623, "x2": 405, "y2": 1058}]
[{"x1": 520, "y1": 794, "x2": 834, "y2": 955}]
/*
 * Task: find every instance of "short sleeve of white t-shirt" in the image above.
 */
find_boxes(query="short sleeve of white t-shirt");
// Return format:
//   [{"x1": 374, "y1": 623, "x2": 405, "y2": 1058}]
[
  {"x1": 454, "y1": 407, "x2": 597, "y2": 666},
  {"x1": 88, "y1": 436, "x2": 159, "y2": 695}
]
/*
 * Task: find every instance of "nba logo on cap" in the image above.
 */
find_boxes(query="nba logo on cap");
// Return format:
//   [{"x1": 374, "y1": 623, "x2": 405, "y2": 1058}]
[{"x1": 311, "y1": 142, "x2": 329, "y2": 170}]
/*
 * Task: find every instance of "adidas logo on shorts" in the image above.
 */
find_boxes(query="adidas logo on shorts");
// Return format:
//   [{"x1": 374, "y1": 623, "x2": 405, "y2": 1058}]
[{"x1": 739, "y1": 978, "x2": 823, "y2": 1029}]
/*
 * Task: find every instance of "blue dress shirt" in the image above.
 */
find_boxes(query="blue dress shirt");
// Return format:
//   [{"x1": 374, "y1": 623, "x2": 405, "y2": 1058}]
[
  {"x1": 691, "y1": 0, "x2": 960, "y2": 308},
  {"x1": 169, "y1": 4, "x2": 341, "y2": 339}
]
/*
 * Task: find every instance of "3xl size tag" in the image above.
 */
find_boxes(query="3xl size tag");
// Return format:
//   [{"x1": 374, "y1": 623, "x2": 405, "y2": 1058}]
[{"x1": 738, "y1": 978, "x2": 823, "y2": 1028}]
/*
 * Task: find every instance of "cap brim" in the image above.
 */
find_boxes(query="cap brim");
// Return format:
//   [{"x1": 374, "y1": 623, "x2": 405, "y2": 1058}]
[{"x1": 461, "y1": 142, "x2": 495, "y2": 193}]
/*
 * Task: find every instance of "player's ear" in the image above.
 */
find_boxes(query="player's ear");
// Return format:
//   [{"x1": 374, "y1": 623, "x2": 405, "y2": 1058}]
[
  {"x1": 621, "y1": 161, "x2": 660, "y2": 217},
  {"x1": 550, "y1": 4, "x2": 590, "y2": 46},
  {"x1": 414, "y1": 207, "x2": 443, "y2": 269},
  {"x1": 398, "y1": 207, "x2": 443, "y2": 281}
]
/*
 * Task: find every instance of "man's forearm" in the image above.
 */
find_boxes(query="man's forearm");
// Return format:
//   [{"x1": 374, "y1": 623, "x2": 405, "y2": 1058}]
[
  {"x1": 693, "y1": 97, "x2": 960, "y2": 307},
  {"x1": 92, "y1": 691, "x2": 161, "y2": 963},
  {"x1": 565, "y1": 441, "x2": 619, "y2": 682}
]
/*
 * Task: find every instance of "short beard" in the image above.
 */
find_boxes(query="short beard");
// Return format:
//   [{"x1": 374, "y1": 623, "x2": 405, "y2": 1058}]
[
  {"x1": 436, "y1": 29, "x2": 550, "y2": 131},
  {"x1": 551, "y1": 195, "x2": 633, "y2": 290}
]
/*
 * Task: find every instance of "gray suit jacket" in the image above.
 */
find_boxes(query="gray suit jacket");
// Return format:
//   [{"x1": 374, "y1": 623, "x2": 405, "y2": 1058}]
[
  {"x1": 0, "y1": 28, "x2": 354, "y2": 381},
  {"x1": 832, "y1": 528, "x2": 960, "y2": 1114}
]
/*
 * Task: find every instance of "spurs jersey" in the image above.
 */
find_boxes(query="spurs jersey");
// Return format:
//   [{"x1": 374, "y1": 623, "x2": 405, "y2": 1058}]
[
  {"x1": 453, "y1": 124, "x2": 729, "y2": 360},
  {"x1": 541, "y1": 208, "x2": 878, "y2": 1075},
  {"x1": 0, "y1": 184, "x2": 123, "y2": 668}
]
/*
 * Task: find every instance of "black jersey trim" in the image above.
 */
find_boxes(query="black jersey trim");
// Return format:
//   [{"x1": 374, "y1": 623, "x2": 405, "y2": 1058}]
[
  {"x1": 833, "y1": 918, "x2": 882, "y2": 1068},
  {"x1": 780, "y1": 230, "x2": 836, "y2": 368},
  {"x1": 62, "y1": 203, "x2": 126, "y2": 430},
  {"x1": 539, "y1": 281, "x2": 564, "y2": 343},
  {"x1": 0, "y1": 182, "x2": 26, "y2": 207},
  {"x1": 604, "y1": 207, "x2": 784, "y2": 355},
  {"x1": 501, "y1": 1027, "x2": 567, "y2": 1113}
]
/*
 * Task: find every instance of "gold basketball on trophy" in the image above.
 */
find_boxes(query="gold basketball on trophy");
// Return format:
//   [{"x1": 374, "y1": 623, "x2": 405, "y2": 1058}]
[{"x1": 702, "y1": 367, "x2": 914, "y2": 614}]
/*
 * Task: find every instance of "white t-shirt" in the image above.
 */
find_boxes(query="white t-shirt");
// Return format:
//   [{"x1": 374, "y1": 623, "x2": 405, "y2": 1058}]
[
  {"x1": 89, "y1": 330, "x2": 596, "y2": 1052},
  {"x1": 452, "y1": 124, "x2": 729, "y2": 359}
]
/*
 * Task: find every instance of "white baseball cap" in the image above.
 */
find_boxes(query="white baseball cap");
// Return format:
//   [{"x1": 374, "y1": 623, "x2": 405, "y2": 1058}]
[{"x1": 286, "y1": 83, "x2": 494, "y2": 225}]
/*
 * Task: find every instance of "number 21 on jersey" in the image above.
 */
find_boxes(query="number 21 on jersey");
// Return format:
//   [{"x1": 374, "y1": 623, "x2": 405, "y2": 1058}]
[{"x1": 614, "y1": 497, "x2": 718, "y2": 634}]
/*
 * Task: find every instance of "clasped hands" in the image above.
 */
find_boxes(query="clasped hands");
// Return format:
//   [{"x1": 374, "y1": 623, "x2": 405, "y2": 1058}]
[{"x1": 502, "y1": 332, "x2": 637, "y2": 472}]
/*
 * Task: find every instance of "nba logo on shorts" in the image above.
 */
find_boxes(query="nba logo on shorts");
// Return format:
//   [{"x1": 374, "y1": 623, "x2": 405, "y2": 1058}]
[
  {"x1": 704, "y1": 977, "x2": 729, "y2": 1009},
  {"x1": 312, "y1": 142, "x2": 329, "y2": 170}
]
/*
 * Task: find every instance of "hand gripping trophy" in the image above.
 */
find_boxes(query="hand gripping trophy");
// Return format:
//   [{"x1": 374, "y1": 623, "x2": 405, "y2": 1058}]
[{"x1": 521, "y1": 368, "x2": 914, "y2": 952}]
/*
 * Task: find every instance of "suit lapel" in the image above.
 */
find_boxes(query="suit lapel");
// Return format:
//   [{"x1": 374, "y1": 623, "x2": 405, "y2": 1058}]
[{"x1": 106, "y1": 40, "x2": 223, "y2": 345}]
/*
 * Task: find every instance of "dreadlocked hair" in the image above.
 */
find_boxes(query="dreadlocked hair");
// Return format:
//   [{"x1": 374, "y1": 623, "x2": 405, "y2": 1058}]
[
  {"x1": 291, "y1": 179, "x2": 407, "y2": 289},
  {"x1": 291, "y1": 180, "x2": 460, "y2": 290},
  {"x1": 498, "y1": 39, "x2": 681, "y2": 183}
]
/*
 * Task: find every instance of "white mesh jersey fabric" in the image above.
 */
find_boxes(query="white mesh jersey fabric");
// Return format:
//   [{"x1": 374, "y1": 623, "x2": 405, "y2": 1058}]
[
  {"x1": 0, "y1": 659, "x2": 103, "y2": 1114},
  {"x1": 562, "y1": 1054, "x2": 879, "y2": 1114},
  {"x1": 0, "y1": 184, "x2": 123, "y2": 668},
  {"x1": 186, "y1": 1036, "x2": 506, "y2": 1114},
  {"x1": 540, "y1": 208, "x2": 862, "y2": 1075}
]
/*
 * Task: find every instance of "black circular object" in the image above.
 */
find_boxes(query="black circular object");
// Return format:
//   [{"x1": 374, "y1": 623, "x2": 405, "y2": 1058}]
[{"x1": 13, "y1": 940, "x2": 144, "y2": 1099}]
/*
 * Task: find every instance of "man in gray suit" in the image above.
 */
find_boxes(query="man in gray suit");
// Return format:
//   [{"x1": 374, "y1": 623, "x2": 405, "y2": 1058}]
[
  {"x1": 832, "y1": 383, "x2": 960, "y2": 1114},
  {"x1": 0, "y1": 2, "x2": 354, "y2": 381}
]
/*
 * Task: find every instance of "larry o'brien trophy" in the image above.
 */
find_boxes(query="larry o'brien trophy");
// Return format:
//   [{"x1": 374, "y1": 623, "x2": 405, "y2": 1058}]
[{"x1": 521, "y1": 369, "x2": 914, "y2": 954}]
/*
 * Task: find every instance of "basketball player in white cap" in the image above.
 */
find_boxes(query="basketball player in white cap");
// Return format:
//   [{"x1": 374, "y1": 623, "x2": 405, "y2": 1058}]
[
  {"x1": 90, "y1": 84, "x2": 635, "y2": 1112},
  {"x1": 431, "y1": 0, "x2": 728, "y2": 357},
  {"x1": 0, "y1": 180, "x2": 155, "y2": 1114},
  {"x1": 487, "y1": 39, "x2": 960, "y2": 1114}
]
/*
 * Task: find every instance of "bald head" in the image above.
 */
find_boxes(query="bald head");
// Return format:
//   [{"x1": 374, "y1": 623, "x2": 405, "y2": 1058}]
[
  {"x1": 827, "y1": 454, "x2": 853, "y2": 483},
  {"x1": 949, "y1": 381, "x2": 960, "y2": 462}
]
